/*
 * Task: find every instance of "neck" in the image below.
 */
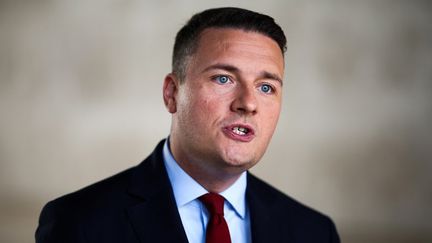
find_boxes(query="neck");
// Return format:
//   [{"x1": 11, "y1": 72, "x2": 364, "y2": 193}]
[
  {"x1": 176, "y1": 160, "x2": 243, "y2": 193},
  {"x1": 168, "y1": 140, "x2": 244, "y2": 193}
]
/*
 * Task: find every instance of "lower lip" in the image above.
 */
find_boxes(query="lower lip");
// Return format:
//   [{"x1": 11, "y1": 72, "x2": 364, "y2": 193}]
[{"x1": 222, "y1": 127, "x2": 255, "y2": 142}]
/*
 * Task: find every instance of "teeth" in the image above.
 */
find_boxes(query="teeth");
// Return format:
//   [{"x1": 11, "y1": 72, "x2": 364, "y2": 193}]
[{"x1": 232, "y1": 126, "x2": 248, "y2": 135}]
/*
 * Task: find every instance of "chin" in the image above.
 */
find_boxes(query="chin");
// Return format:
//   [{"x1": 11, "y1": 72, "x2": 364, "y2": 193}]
[
  {"x1": 218, "y1": 144, "x2": 262, "y2": 169},
  {"x1": 222, "y1": 154, "x2": 257, "y2": 169}
]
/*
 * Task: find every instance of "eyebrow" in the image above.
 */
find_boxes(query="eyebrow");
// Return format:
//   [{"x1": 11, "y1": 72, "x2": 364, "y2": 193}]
[{"x1": 202, "y1": 63, "x2": 283, "y2": 86}]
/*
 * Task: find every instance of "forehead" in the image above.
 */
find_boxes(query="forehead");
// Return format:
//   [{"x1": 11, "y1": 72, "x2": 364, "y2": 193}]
[
  {"x1": 196, "y1": 28, "x2": 283, "y2": 56},
  {"x1": 190, "y1": 28, "x2": 284, "y2": 75}
]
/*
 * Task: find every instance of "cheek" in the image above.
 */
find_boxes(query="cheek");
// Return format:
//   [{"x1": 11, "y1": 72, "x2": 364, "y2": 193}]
[
  {"x1": 181, "y1": 95, "x2": 214, "y2": 124},
  {"x1": 261, "y1": 102, "x2": 281, "y2": 132}
]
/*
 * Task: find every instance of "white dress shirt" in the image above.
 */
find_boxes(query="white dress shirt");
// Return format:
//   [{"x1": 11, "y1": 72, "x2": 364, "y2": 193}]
[{"x1": 163, "y1": 140, "x2": 251, "y2": 243}]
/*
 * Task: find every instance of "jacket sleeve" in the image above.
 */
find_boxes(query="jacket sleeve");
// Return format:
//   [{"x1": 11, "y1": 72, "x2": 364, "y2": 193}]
[{"x1": 35, "y1": 200, "x2": 86, "y2": 243}]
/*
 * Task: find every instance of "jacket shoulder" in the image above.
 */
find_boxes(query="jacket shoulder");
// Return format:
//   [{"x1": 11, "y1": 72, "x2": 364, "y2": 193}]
[
  {"x1": 47, "y1": 165, "x2": 135, "y2": 211},
  {"x1": 36, "y1": 140, "x2": 169, "y2": 243},
  {"x1": 36, "y1": 165, "x2": 138, "y2": 243},
  {"x1": 41, "y1": 139, "x2": 166, "y2": 217},
  {"x1": 247, "y1": 173, "x2": 340, "y2": 242},
  {"x1": 248, "y1": 173, "x2": 324, "y2": 216}
]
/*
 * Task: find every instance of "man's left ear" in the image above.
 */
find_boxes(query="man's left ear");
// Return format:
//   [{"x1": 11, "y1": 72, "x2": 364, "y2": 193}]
[{"x1": 163, "y1": 73, "x2": 179, "y2": 113}]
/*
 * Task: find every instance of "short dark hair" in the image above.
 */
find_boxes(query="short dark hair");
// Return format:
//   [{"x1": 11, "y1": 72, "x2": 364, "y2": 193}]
[{"x1": 172, "y1": 7, "x2": 287, "y2": 81}]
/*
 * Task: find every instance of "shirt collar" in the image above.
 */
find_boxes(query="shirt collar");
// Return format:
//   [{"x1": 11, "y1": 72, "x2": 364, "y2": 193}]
[
  {"x1": 162, "y1": 139, "x2": 247, "y2": 219},
  {"x1": 220, "y1": 171, "x2": 247, "y2": 219}
]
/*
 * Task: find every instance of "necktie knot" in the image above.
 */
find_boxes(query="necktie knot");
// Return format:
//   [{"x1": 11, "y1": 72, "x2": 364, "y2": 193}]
[{"x1": 199, "y1": 192, "x2": 225, "y2": 215}]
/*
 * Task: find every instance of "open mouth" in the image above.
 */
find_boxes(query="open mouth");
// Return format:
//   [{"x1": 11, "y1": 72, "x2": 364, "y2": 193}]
[
  {"x1": 223, "y1": 124, "x2": 255, "y2": 142},
  {"x1": 232, "y1": 126, "x2": 249, "y2": 136}
]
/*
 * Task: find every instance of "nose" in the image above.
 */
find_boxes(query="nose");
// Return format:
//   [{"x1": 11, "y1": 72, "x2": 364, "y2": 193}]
[{"x1": 231, "y1": 86, "x2": 257, "y2": 115}]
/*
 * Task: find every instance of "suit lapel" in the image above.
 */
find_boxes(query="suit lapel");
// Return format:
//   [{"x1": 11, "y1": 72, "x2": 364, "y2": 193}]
[
  {"x1": 247, "y1": 173, "x2": 287, "y2": 243},
  {"x1": 126, "y1": 140, "x2": 189, "y2": 243}
]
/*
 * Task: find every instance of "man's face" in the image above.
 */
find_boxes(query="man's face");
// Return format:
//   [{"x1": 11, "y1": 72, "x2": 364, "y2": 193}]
[{"x1": 164, "y1": 28, "x2": 284, "y2": 176}]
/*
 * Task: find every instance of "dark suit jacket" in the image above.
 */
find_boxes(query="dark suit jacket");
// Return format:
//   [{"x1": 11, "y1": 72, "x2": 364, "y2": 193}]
[{"x1": 36, "y1": 140, "x2": 340, "y2": 243}]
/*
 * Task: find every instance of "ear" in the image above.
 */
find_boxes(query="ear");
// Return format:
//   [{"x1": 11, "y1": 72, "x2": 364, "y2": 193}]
[{"x1": 163, "y1": 73, "x2": 179, "y2": 113}]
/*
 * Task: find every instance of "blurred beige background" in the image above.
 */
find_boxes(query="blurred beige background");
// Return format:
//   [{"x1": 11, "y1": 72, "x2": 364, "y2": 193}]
[{"x1": 1, "y1": 0, "x2": 431, "y2": 242}]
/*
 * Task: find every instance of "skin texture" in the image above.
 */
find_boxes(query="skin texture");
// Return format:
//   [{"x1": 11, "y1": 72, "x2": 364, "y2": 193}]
[{"x1": 163, "y1": 28, "x2": 284, "y2": 192}]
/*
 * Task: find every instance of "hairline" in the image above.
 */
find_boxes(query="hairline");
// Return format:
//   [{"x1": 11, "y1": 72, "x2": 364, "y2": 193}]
[{"x1": 176, "y1": 26, "x2": 285, "y2": 83}]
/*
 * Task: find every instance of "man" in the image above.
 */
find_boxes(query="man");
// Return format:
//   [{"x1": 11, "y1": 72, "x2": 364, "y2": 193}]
[{"x1": 36, "y1": 7, "x2": 340, "y2": 243}]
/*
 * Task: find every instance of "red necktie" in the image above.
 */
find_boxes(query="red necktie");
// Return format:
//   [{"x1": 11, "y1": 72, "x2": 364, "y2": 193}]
[{"x1": 199, "y1": 193, "x2": 231, "y2": 243}]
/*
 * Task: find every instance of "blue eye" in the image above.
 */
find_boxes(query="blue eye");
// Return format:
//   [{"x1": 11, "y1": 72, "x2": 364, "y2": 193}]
[
  {"x1": 215, "y1": 75, "x2": 230, "y2": 84},
  {"x1": 260, "y1": 84, "x2": 273, "y2": 93}
]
